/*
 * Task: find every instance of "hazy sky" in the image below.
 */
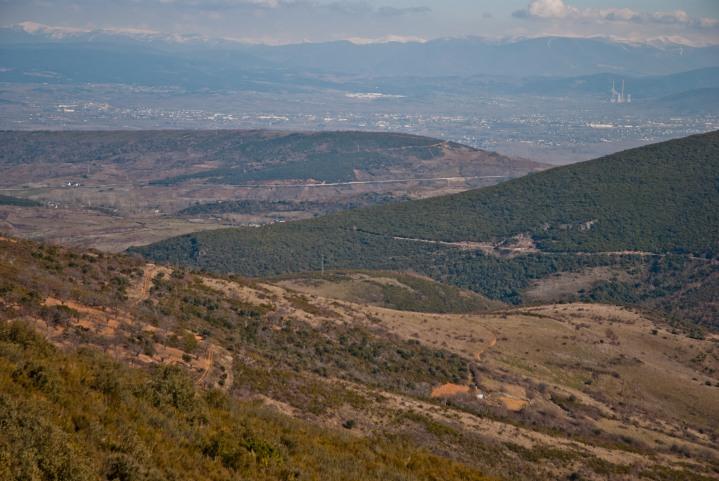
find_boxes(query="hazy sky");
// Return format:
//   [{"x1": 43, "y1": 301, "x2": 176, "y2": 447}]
[{"x1": 1, "y1": 0, "x2": 718, "y2": 45}]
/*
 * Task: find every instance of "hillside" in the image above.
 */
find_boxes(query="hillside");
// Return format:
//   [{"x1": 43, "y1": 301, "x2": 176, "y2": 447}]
[
  {"x1": 135, "y1": 131, "x2": 719, "y2": 257},
  {"x1": 133, "y1": 132, "x2": 719, "y2": 327},
  {"x1": 2, "y1": 235, "x2": 719, "y2": 480},
  {"x1": 272, "y1": 270, "x2": 504, "y2": 314},
  {"x1": 0, "y1": 130, "x2": 542, "y2": 251},
  {"x1": 0, "y1": 323, "x2": 491, "y2": 481},
  {"x1": 0, "y1": 130, "x2": 539, "y2": 184}
]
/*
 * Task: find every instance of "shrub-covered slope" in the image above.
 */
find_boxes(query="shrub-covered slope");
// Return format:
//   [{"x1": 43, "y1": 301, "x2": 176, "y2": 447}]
[
  {"x1": 0, "y1": 321, "x2": 493, "y2": 481},
  {"x1": 273, "y1": 270, "x2": 503, "y2": 313},
  {"x1": 3, "y1": 236, "x2": 719, "y2": 480}
]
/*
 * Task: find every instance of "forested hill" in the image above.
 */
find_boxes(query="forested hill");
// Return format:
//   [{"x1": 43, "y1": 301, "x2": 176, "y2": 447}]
[
  {"x1": 336, "y1": 130, "x2": 719, "y2": 255},
  {"x1": 0, "y1": 129, "x2": 541, "y2": 186},
  {"x1": 134, "y1": 131, "x2": 719, "y2": 269},
  {"x1": 295, "y1": 129, "x2": 718, "y2": 255}
]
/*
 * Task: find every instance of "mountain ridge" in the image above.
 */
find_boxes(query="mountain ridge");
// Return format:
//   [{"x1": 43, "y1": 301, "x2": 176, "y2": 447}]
[
  {"x1": 5, "y1": 22, "x2": 715, "y2": 48},
  {"x1": 2, "y1": 25, "x2": 718, "y2": 81}
]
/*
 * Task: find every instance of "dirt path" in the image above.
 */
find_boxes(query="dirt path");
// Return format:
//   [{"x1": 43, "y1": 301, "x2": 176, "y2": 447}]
[
  {"x1": 354, "y1": 231, "x2": 717, "y2": 264},
  {"x1": 474, "y1": 336, "x2": 497, "y2": 361},
  {"x1": 223, "y1": 357, "x2": 234, "y2": 390},
  {"x1": 360, "y1": 231, "x2": 538, "y2": 257},
  {"x1": 128, "y1": 264, "x2": 171, "y2": 304},
  {"x1": 196, "y1": 343, "x2": 234, "y2": 390},
  {"x1": 43, "y1": 297, "x2": 132, "y2": 333},
  {"x1": 198, "y1": 344, "x2": 215, "y2": 385},
  {"x1": 216, "y1": 175, "x2": 507, "y2": 189}
]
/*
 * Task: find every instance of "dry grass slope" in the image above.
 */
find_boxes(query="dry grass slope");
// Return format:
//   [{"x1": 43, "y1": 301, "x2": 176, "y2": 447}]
[{"x1": 1, "y1": 236, "x2": 718, "y2": 480}]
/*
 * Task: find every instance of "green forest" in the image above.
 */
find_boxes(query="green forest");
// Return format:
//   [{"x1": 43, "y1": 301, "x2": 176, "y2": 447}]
[
  {"x1": 179, "y1": 194, "x2": 402, "y2": 217},
  {"x1": 150, "y1": 131, "x2": 446, "y2": 185},
  {"x1": 0, "y1": 194, "x2": 41, "y2": 207}
]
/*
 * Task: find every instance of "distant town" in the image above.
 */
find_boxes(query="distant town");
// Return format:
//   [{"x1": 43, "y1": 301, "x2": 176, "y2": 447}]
[{"x1": 1, "y1": 82, "x2": 716, "y2": 165}]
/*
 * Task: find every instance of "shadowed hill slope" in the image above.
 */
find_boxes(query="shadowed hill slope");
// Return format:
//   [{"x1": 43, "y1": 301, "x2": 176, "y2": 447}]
[{"x1": 272, "y1": 270, "x2": 504, "y2": 313}]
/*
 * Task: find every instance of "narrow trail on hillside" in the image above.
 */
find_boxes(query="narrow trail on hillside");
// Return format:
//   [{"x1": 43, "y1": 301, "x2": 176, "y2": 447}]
[
  {"x1": 357, "y1": 230, "x2": 717, "y2": 263},
  {"x1": 474, "y1": 336, "x2": 497, "y2": 361},
  {"x1": 215, "y1": 175, "x2": 507, "y2": 189},
  {"x1": 198, "y1": 344, "x2": 215, "y2": 385},
  {"x1": 128, "y1": 264, "x2": 171, "y2": 304}
]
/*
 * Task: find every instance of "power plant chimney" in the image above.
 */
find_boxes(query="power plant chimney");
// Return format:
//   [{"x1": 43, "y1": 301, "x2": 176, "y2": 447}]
[
  {"x1": 611, "y1": 80, "x2": 617, "y2": 103},
  {"x1": 610, "y1": 79, "x2": 630, "y2": 104}
]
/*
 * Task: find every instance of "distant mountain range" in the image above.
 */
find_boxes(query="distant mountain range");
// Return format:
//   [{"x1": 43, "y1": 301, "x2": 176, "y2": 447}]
[
  {"x1": 1, "y1": 23, "x2": 718, "y2": 88},
  {"x1": 654, "y1": 87, "x2": 719, "y2": 114},
  {"x1": 242, "y1": 37, "x2": 719, "y2": 78}
]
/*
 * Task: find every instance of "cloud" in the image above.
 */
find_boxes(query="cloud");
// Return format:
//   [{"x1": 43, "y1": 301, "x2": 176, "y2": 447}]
[
  {"x1": 346, "y1": 34, "x2": 426, "y2": 44},
  {"x1": 599, "y1": 8, "x2": 640, "y2": 23},
  {"x1": 512, "y1": 0, "x2": 577, "y2": 19},
  {"x1": 375, "y1": 6, "x2": 430, "y2": 17},
  {"x1": 698, "y1": 17, "x2": 719, "y2": 29},
  {"x1": 136, "y1": 0, "x2": 429, "y2": 16},
  {"x1": 143, "y1": 0, "x2": 302, "y2": 9},
  {"x1": 152, "y1": 0, "x2": 288, "y2": 7},
  {"x1": 323, "y1": 2, "x2": 429, "y2": 17},
  {"x1": 513, "y1": 0, "x2": 718, "y2": 29}
]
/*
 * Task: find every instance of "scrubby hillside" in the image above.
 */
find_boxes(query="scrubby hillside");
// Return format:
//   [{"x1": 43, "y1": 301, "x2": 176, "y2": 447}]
[
  {"x1": 0, "y1": 194, "x2": 41, "y2": 207},
  {"x1": 0, "y1": 130, "x2": 541, "y2": 186},
  {"x1": 0, "y1": 321, "x2": 492, "y2": 481},
  {"x1": 2, "y1": 236, "x2": 719, "y2": 480},
  {"x1": 133, "y1": 132, "x2": 719, "y2": 328}
]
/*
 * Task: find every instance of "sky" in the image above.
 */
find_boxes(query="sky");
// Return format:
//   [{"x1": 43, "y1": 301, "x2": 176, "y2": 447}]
[{"x1": 1, "y1": 0, "x2": 718, "y2": 45}]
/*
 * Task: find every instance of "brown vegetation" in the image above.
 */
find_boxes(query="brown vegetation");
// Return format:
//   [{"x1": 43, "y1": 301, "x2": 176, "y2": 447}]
[{"x1": 1, "y1": 235, "x2": 718, "y2": 480}]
